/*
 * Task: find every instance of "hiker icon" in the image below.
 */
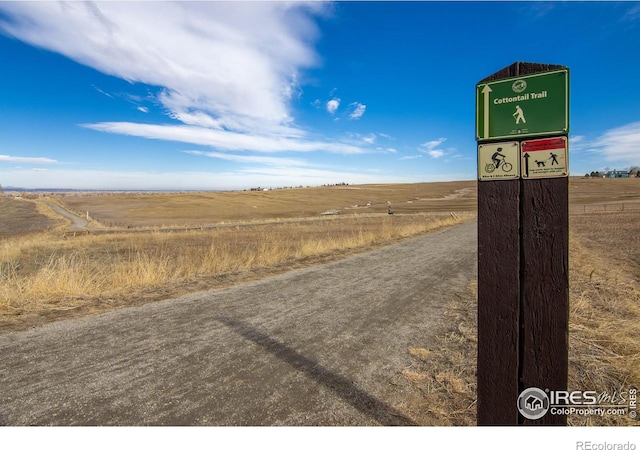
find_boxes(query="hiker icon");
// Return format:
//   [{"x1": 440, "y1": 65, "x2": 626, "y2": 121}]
[
  {"x1": 549, "y1": 152, "x2": 559, "y2": 165},
  {"x1": 485, "y1": 147, "x2": 513, "y2": 173},
  {"x1": 513, "y1": 105, "x2": 526, "y2": 124}
]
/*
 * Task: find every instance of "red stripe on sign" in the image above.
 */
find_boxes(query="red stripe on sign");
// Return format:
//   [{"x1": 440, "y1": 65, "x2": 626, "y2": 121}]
[{"x1": 522, "y1": 138, "x2": 565, "y2": 152}]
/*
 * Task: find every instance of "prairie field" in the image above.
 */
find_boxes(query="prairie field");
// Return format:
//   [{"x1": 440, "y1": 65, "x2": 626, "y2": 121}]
[
  {"x1": 1, "y1": 178, "x2": 639, "y2": 425},
  {"x1": 0, "y1": 197, "x2": 58, "y2": 239},
  {"x1": 0, "y1": 214, "x2": 471, "y2": 325},
  {"x1": 56, "y1": 181, "x2": 477, "y2": 227},
  {"x1": 1, "y1": 181, "x2": 477, "y2": 329}
]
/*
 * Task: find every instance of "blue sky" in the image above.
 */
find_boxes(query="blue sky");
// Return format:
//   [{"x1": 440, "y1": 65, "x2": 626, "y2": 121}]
[{"x1": 1, "y1": 1, "x2": 639, "y2": 190}]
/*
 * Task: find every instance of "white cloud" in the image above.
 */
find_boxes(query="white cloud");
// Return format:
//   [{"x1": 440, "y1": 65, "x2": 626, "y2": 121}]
[
  {"x1": 523, "y1": 2, "x2": 556, "y2": 20},
  {"x1": 93, "y1": 85, "x2": 113, "y2": 99},
  {"x1": 363, "y1": 134, "x2": 376, "y2": 144},
  {"x1": 83, "y1": 122, "x2": 366, "y2": 155},
  {"x1": 348, "y1": 102, "x2": 366, "y2": 120},
  {"x1": 583, "y1": 122, "x2": 640, "y2": 163},
  {"x1": 1, "y1": 3, "x2": 460, "y2": 190},
  {"x1": 399, "y1": 155, "x2": 423, "y2": 160},
  {"x1": 420, "y1": 138, "x2": 447, "y2": 151},
  {"x1": 326, "y1": 98, "x2": 340, "y2": 115},
  {"x1": 623, "y1": 3, "x2": 640, "y2": 22},
  {"x1": 0, "y1": 2, "x2": 325, "y2": 137},
  {"x1": 419, "y1": 138, "x2": 448, "y2": 158},
  {"x1": 0, "y1": 154, "x2": 57, "y2": 164},
  {"x1": 569, "y1": 135, "x2": 584, "y2": 144},
  {"x1": 183, "y1": 150, "x2": 308, "y2": 167}
]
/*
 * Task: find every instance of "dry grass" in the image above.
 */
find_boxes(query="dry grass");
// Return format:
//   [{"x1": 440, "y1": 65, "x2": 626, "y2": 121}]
[
  {"x1": 401, "y1": 208, "x2": 640, "y2": 426},
  {"x1": 570, "y1": 211, "x2": 640, "y2": 274},
  {"x1": 566, "y1": 212, "x2": 640, "y2": 426},
  {"x1": 1, "y1": 181, "x2": 477, "y2": 328},
  {"x1": 0, "y1": 213, "x2": 473, "y2": 329},
  {"x1": 400, "y1": 280, "x2": 478, "y2": 426},
  {"x1": 0, "y1": 197, "x2": 60, "y2": 239},
  {"x1": 52, "y1": 178, "x2": 639, "y2": 227},
  {"x1": 56, "y1": 181, "x2": 477, "y2": 227},
  {"x1": 569, "y1": 177, "x2": 640, "y2": 206}
]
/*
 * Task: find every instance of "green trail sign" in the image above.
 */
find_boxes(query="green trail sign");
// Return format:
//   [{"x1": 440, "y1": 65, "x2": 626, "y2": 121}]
[{"x1": 476, "y1": 69, "x2": 568, "y2": 141}]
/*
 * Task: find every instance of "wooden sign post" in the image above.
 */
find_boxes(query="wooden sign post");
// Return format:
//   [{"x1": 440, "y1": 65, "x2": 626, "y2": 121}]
[{"x1": 476, "y1": 62, "x2": 569, "y2": 425}]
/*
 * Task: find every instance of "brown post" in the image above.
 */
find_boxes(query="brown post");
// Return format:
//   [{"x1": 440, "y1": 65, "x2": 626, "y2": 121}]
[
  {"x1": 520, "y1": 177, "x2": 568, "y2": 425},
  {"x1": 477, "y1": 179, "x2": 520, "y2": 425},
  {"x1": 476, "y1": 62, "x2": 569, "y2": 425}
]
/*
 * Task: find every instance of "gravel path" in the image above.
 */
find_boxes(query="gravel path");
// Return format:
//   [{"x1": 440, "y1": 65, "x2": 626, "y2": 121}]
[
  {"x1": 0, "y1": 220, "x2": 477, "y2": 426},
  {"x1": 46, "y1": 202, "x2": 88, "y2": 231}
]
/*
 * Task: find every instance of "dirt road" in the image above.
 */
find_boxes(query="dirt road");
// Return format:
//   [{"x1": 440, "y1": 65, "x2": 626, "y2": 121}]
[
  {"x1": 46, "y1": 202, "x2": 89, "y2": 231},
  {"x1": 0, "y1": 220, "x2": 477, "y2": 426}
]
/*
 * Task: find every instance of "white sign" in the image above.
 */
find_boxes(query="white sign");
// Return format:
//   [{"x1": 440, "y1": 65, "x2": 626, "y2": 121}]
[
  {"x1": 521, "y1": 137, "x2": 568, "y2": 179},
  {"x1": 478, "y1": 141, "x2": 520, "y2": 181}
]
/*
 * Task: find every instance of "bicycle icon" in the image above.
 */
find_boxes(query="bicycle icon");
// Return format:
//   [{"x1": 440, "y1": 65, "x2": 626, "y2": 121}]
[
  {"x1": 485, "y1": 147, "x2": 513, "y2": 173},
  {"x1": 485, "y1": 160, "x2": 513, "y2": 173}
]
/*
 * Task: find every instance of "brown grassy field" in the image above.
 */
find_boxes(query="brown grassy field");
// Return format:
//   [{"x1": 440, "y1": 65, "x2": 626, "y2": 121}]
[
  {"x1": 1, "y1": 178, "x2": 639, "y2": 425},
  {"x1": 569, "y1": 176, "x2": 640, "y2": 206},
  {"x1": 56, "y1": 181, "x2": 477, "y2": 227},
  {"x1": 0, "y1": 214, "x2": 471, "y2": 329},
  {"x1": 0, "y1": 197, "x2": 59, "y2": 239},
  {"x1": 1, "y1": 181, "x2": 478, "y2": 329},
  {"x1": 54, "y1": 177, "x2": 640, "y2": 228}
]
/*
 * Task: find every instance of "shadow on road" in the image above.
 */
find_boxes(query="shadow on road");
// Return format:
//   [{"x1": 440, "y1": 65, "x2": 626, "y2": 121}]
[{"x1": 217, "y1": 316, "x2": 418, "y2": 426}]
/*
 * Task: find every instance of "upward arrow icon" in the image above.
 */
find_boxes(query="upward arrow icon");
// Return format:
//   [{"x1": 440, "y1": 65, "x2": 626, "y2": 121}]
[{"x1": 481, "y1": 84, "x2": 492, "y2": 140}]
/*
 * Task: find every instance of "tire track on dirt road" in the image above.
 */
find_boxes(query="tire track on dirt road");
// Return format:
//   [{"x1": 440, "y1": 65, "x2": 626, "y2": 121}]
[{"x1": 0, "y1": 220, "x2": 477, "y2": 426}]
